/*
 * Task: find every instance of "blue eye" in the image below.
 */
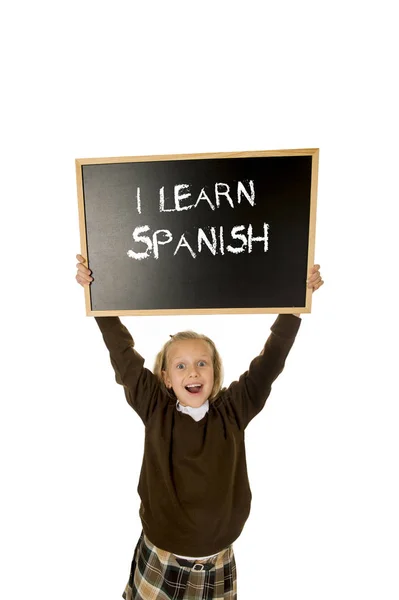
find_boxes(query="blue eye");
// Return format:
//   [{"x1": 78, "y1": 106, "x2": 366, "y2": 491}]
[
  {"x1": 176, "y1": 363, "x2": 185, "y2": 370},
  {"x1": 198, "y1": 361, "x2": 206, "y2": 367}
]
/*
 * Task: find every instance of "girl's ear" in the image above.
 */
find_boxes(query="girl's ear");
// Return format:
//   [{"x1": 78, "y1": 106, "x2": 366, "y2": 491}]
[{"x1": 162, "y1": 370, "x2": 171, "y2": 388}]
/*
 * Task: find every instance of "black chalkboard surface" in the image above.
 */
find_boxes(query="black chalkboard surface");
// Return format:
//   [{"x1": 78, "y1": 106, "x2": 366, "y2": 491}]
[{"x1": 76, "y1": 149, "x2": 319, "y2": 315}]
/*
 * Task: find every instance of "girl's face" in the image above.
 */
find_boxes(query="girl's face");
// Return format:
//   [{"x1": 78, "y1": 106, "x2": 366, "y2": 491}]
[{"x1": 162, "y1": 339, "x2": 214, "y2": 407}]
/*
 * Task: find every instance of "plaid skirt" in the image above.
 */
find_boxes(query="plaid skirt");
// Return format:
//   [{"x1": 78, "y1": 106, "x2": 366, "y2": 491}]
[{"x1": 122, "y1": 531, "x2": 237, "y2": 600}]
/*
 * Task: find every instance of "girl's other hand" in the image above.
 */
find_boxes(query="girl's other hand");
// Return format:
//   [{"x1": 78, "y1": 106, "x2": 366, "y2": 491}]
[
  {"x1": 75, "y1": 254, "x2": 93, "y2": 287},
  {"x1": 307, "y1": 264, "x2": 324, "y2": 293}
]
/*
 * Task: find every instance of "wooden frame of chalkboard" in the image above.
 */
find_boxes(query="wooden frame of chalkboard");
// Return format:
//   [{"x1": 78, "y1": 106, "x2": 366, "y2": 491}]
[{"x1": 76, "y1": 148, "x2": 319, "y2": 316}]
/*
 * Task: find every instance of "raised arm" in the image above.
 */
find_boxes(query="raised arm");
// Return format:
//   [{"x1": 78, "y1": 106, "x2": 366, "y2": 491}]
[
  {"x1": 76, "y1": 254, "x2": 163, "y2": 424},
  {"x1": 224, "y1": 264, "x2": 324, "y2": 429},
  {"x1": 225, "y1": 314, "x2": 301, "y2": 429},
  {"x1": 94, "y1": 316, "x2": 162, "y2": 423}
]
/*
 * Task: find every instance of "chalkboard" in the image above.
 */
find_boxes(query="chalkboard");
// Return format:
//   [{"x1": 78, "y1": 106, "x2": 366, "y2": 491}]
[{"x1": 75, "y1": 149, "x2": 319, "y2": 315}]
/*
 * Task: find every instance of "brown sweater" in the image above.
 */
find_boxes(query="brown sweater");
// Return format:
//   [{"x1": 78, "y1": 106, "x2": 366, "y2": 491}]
[{"x1": 95, "y1": 314, "x2": 301, "y2": 556}]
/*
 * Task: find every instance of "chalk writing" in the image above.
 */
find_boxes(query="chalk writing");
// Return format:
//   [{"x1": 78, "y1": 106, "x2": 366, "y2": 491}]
[
  {"x1": 155, "y1": 180, "x2": 255, "y2": 213},
  {"x1": 127, "y1": 223, "x2": 269, "y2": 260},
  {"x1": 127, "y1": 179, "x2": 269, "y2": 261}
]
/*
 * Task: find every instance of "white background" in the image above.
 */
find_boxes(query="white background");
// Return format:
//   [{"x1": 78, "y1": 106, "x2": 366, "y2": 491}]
[{"x1": 1, "y1": 1, "x2": 398, "y2": 598}]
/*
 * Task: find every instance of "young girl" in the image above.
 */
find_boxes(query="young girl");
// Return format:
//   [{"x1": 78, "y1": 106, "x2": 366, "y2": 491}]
[{"x1": 76, "y1": 254, "x2": 323, "y2": 600}]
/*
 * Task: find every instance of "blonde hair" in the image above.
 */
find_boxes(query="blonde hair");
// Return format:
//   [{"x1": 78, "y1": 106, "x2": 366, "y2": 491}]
[{"x1": 154, "y1": 331, "x2": 223, "y2": 403}]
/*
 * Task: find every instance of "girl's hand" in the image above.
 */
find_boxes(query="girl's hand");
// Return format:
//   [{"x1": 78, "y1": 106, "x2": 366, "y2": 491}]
[
  {"x1": 307, "y1": 264, "x2": 324, "y2": 293},
  {"x1": 75, "y1": 254, "x2": 93, "y2": 287}
]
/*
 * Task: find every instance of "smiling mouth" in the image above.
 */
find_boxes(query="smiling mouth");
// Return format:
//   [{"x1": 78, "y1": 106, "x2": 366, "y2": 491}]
[{"x1": 185, "y1": 384, "x2": 203, "y2": 394}]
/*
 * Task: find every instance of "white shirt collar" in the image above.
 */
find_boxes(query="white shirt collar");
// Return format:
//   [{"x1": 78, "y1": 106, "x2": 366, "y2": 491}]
[{"x1": 176, "y1": 399, "x2": 209, "y2": 422}]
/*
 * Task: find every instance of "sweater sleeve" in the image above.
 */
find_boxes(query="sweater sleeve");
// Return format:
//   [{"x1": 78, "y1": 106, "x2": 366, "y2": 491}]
[
  {"x1": 94, "y1": 317, "x2": 163, "y2": 425},
  {"x1": 224, "y1": 314, "x2": 301, "y2": 429}
]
